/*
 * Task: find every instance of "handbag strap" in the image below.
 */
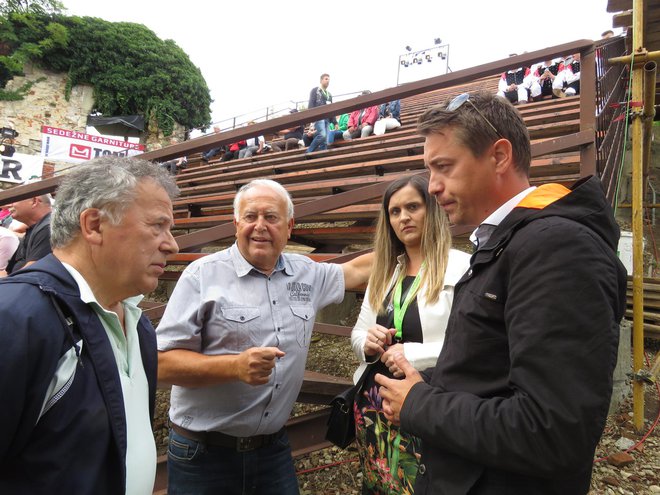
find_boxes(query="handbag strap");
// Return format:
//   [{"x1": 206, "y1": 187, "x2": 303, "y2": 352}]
[{"x1": 353, "y1": 360, "x2": 372, "y2": 396}]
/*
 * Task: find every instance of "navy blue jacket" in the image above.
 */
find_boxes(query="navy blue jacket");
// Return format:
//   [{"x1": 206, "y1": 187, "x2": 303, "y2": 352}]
[
  {"x1": 402, "y1": 176, "x2": 626, "y2": 494},
  {"x1": 0, "y1": 254, "x2": 157, "y2": 494}
]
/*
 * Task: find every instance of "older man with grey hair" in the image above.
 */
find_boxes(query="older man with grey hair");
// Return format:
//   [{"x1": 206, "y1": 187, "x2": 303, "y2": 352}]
[
  {"x1": 157, "y1": 178, "x2": 371, "y2": 495},
  {"x1": 0, "y1": 157, "x2": 179, "y2": 494}
]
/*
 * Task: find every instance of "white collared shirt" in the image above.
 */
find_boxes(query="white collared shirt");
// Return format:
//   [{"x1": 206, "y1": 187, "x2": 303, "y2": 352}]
[{"x1": 469, "y1": 186, "x2": 537, "y2": 247}]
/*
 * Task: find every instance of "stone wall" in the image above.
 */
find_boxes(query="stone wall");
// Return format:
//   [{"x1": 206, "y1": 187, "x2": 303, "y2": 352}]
[
  {"x1": 0, "y1": 62, "x2": 95, "y2": 157},
  {"x1": 0, "y1": 62, "x2": 187, "y2": 162}
]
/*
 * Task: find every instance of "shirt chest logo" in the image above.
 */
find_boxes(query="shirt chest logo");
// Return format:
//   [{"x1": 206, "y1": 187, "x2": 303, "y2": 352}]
[{"x1": 287, "y1": 282, "x2": 312, "y2": 302}]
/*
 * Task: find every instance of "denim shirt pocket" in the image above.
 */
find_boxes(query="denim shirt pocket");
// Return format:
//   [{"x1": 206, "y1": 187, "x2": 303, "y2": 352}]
[
  {"x1": 220, "y1": 306, "x2": 261, "y2": 351},
  {"x1": 290, "y1": 305, "x2": 313, "y2": 348}
]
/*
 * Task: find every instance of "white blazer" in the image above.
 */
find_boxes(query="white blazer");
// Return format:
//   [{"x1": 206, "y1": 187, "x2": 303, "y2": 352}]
[{"x1": 350, "y1": 248, "x2": 471, "y2": 383}]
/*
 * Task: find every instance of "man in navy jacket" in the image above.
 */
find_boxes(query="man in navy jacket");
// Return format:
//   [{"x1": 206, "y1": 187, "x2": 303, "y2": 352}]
[
  {"x1": 376, "y1": 92, "x2": 626, "y2": 494},
  {"x1": 0, "y1": 157, "x2": 179, "y2": 494}
]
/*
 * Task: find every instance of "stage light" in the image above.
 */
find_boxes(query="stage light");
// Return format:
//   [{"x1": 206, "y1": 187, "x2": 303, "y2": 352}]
[
  {"x1": 405, "y1": 45, "x2": 412, "y2": 52},
  {"x1": 434, "y1": 38, "x2": 442, "y2": 45}
]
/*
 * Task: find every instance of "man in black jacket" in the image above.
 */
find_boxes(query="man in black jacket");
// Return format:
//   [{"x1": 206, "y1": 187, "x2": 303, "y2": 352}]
[
  {"x1": 306, "y1": 73, "x2": 336, "y2": 154},
  {"x1": 5, "y1": 191, "x2": 52, "y2": 273},
  {"x1": 376, "y1": 92, "x2": 626, "y2": 494}
]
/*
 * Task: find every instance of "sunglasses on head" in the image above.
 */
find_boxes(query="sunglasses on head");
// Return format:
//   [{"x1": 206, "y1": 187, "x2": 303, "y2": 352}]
[{"x1": 446, "y1": 93, "x2": 503, "y2": 139}]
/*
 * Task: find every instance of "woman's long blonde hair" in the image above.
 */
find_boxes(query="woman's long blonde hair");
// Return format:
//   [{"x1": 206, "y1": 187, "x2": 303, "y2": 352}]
[{"x1": 367, "y1": 175, "x2": 451, "y2": 313}]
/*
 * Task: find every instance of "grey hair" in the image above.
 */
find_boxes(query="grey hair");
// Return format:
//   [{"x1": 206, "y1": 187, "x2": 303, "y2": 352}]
[
  {"x1": 233, "y1": 179, "x2": 294, "y2": 221},
  {"x1": 51, "y1": 156, "x2": 179, "y2": 248}
]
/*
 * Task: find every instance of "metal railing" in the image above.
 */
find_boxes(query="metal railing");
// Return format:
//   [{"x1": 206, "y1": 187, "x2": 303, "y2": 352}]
[
  {"x1": 595, "y1": 36, "x2": 630, "y2": 202},
  {"x1": 203, "y1": 91, "x2": 366, "y2": 134}
]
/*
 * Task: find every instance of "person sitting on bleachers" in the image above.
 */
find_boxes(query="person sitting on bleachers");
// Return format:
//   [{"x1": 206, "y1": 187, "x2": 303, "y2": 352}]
[
  {"x1": 343, "y1": 92, "x2": 379, "y2": 140},
  {"x1": 373, "y1": 100, "x2": 402, "y2": 136},
  {"x1": 219, "y1": 140, "x2": 247, "y2": 163},
  {"x1": 239, "y1": 121, "x2": 268, "y2": 159},
  {"x1": 160, "y1": 156, "x2": 188, "y2": 175},
  {"x1": 532, "y1": 59, "x2": 563, "y2": 98},
  {"x1": 496, "y1": 55, "x2": 534, "y2": 105},
  {"x1": 201, "y1": 126, "x2": 223, "y2": 162},
  {"x1": 554, "y1": 53, "x2": 580, "y2": 98},
  {"x1": 158, "y1": 138, "x2": 188, "y2": 175},
  {"x1": 328, "y1": 113, "x2": 349, "y2": 146},
  {"x1": 270, "y1": 109, "x2": 305, "y2": 152},
  {"x1": 302, "y1": 122, "x2": 317, "y2": 148}
]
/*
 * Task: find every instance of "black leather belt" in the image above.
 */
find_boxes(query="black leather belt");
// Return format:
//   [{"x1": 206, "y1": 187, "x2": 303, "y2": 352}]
[{"x1": 171, "y1": 423, "x2": 282, "y2": 452}]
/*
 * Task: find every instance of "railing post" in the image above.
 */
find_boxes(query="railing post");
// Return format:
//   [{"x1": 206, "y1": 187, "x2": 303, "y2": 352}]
[{"x1": 579, "y1": 46, "x2": 597, "y2": 177}]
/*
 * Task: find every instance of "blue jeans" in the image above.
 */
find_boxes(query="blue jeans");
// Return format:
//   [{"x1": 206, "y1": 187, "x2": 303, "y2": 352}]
[
  {"x1": 327, "y1": 129, "x2": 343, "y2": 145},
  {"x1": 202, "y1": 147, "x2": 222, "y2": 161},
  {"x1": 167, "y1": 429, "x2": 299, "y2": 495},
  {"x1": 306, "y1": 119, "x2": 328, "y2": 153}
]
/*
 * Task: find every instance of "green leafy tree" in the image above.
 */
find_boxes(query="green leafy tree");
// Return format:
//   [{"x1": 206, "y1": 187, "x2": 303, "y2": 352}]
[
  {"x1": 0, "y1": 12, "x2": 212, "y2": 134},
  {"x1": 0, "y1": 0, "x2": 65, "y2": 15}
]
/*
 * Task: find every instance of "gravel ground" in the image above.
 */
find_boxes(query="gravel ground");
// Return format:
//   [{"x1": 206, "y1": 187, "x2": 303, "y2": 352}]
[{"x1": 153, "y1": 329, "x2": 660, "y2": 494}]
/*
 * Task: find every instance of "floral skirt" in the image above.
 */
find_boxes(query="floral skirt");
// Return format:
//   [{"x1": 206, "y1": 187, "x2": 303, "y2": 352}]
[{"x1": 354, "y1": 362, "x2": 421, "y2": 495}]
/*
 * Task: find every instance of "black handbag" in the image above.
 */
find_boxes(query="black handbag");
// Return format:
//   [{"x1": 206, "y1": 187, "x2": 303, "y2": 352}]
[{"x1": 325, "y1": 365, "x2": 370, "y2": 449}]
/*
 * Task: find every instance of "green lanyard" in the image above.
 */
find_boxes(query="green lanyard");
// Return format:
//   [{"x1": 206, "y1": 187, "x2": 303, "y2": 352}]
[{"x1": 392, "y1": 269, "x2": 423, "y2": 341}]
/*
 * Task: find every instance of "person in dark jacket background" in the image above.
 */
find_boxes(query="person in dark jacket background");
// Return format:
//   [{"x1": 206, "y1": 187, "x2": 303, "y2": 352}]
[
  {"x1": 376, "y1": 92, "x2": 626, "y2": 494},
  {"x1": 0, "y1": 156, "x2": 179, "y2": 494},
  {"x1": 306, "y1": 73, "x2": 336, "y2": 154}
]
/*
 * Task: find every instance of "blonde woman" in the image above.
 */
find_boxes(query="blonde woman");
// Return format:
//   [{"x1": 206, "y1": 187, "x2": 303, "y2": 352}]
[{"x1": 351, "y1": 175, "x2": 470, "y2": 494}]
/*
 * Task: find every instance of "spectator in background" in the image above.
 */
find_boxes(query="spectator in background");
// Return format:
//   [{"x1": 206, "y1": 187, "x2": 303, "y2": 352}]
[
  {"x1": 160, "y1": 156, "x2": 188, "y2": 175},
  {"x1": 343, "y1": 92, "x2": 379, "y2": 140},
  {"x1": 239, "y1": 122, "x2": 268, "y2": 158},
  {"x1": 201, "y1": 126, "x2": 224, "y2": 162},
  {"x1": 0, "y1": 225, "x2": 19, "y2": 277},
  {"x1": 496, "y1": 55, "x2": 535, "y2": 105},
  {"x1": 0, "y1": 207, "x2": 13, "y2": 232},
  {"x1": 373, "y1": 100, "x2": 402, "y2": 136},
  {"x1": 220, "y1": 140, "x2": 247, "y2": 163},
  {"x1": 270, "y1": 110, "x2": 304, "y2": 152},
  {"x1": 306, "y1": 73, "x2": 336, "y2": 154},
  {"x1": 554, "y1": 53, "x2": 581, "y2": 98},
  {"x1": 159, "y1": 138, "x2": 188, "y2": 175},
  {"x1": 302, "y1": 122, "x2": 317, "y2": 148},
  {"x1": 6, "y1": 192, "x2": 52, "y2": 274},
  {"x1": 532, "y1": 59, "x2": 563, "y2": 98},
  {"x1": 327, "y1": 113, "x2": 349, "y2": 146}
]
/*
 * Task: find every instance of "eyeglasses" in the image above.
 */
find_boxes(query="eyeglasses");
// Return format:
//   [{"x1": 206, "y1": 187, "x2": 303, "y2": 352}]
[{"x1": 446, "y1": 93, "x2": 503, "y2": 139}]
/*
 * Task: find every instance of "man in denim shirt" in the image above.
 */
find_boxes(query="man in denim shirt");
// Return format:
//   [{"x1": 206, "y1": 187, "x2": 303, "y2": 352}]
[{"x1": 157, "y1": 179, "x2": 370, "y2": 494}]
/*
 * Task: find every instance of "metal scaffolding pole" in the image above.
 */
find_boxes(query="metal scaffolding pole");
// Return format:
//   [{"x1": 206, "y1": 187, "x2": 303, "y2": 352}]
[{"x1": 630, "y1": 0, "x2": 647, "y2": 433}]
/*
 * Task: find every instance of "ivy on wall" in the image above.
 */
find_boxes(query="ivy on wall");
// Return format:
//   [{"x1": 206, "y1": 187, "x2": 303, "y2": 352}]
[{"x1": 0, "y1": 12, "x2": 212, "y2": 134}]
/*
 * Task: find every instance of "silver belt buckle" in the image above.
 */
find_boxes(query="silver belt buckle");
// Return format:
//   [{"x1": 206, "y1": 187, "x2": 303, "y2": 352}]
[{"x1": 236, "y1": 436, "x2": 257, "y2": 452}]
